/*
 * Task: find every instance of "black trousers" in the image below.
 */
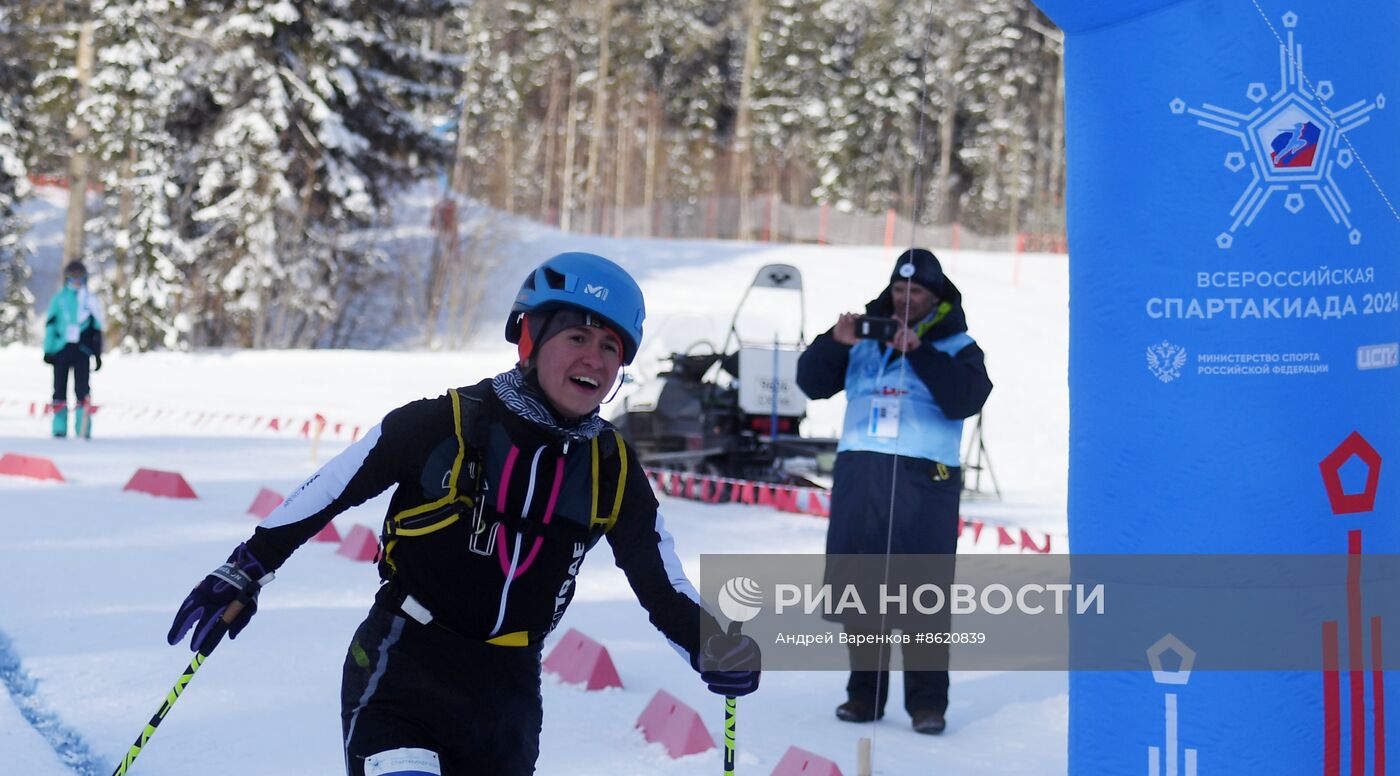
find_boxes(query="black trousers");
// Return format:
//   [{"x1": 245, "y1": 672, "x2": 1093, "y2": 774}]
[
  {"x1": 51, "y1": 345, "x2": 91, "y2": 404},
  {"x1": 342, "y1": 603, "x2": 544, "y2": 776},
  {"x1": 843, "y1": 626, "x2": 950, "y2": 716}
]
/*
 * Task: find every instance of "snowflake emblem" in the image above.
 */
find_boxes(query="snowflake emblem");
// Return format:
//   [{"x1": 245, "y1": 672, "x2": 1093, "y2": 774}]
[
  {"x1": 1172, "y1": 11, "x2": 1383, "y2": 248},
  {"x1": 1146, "y1": 341, "x2": 1187, "y2": 383}
]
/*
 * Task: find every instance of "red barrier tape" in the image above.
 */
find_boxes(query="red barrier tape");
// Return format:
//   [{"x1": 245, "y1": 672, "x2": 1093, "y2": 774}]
[{"x1": 644, "y1": 466, "x2": 1059, "y2": 554}]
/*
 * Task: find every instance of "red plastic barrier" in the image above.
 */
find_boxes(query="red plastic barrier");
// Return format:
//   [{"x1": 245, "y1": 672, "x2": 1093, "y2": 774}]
[
  {"x1": 337, "y1": 524, "x2": 379, "y2": 562},
  {"x1": 313, "y1": 522, "x2": 342, "y2": 543},
  {"x1": 771, "y1": 746, "x2": 844, "y2": 776},
  {"x1": 123, "y1": 468, "x2": 198, "y2": 499},
  {"x1": 1021, "y1": 529, "x2": 1051, "y2": 554},
  {"x1": 635, "y1": 689, "x2": 714, "y2": 758},
  {"x1": 962, "y1": 519, "x2": 986, "y2": 545},
  {"x1": 0, "y1": 453, "x2": 64, "y2": 482},
  {"x1": 247, "y1": 488, "x2": 284, "y2": 519},
  {"x1": 740, "y1": 482, "x2": 755, "y2": 504},
  {"x1": 542, "y1": 628, "x2": 623, "y2": 690}
]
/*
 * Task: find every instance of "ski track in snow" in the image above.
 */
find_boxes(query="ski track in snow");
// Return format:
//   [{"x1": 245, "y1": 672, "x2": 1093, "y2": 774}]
[{"x1": 0, "y1": 628, "x2": 103, "y2": 776}]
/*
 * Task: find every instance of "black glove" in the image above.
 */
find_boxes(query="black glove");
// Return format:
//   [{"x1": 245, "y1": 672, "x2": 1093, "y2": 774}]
[
  {"x1": 695, "y1": 631, "x2": 761, "y2": 696},
  {"x1": 93, "y1": 354, "x2": 102, "y2": 372},
  {"x1": 167, "y1": 543, "x2": 273, "y2": 652},
  {"x1": 43, "y1": 352, "x2": 55, "y2": 365}
]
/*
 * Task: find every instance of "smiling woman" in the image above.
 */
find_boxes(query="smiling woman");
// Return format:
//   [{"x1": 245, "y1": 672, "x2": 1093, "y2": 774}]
[
  {"x1": 163, "y1": 251, "x2": 762, "y2": 776},
  {"x1": 528, "y1": 320, "x2": 623, "y2": 420}
]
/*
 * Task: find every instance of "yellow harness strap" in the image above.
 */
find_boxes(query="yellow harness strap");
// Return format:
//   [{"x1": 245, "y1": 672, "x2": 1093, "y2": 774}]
[
  {"x1": 589, "y1": 429, "x2": 628, "y2": 534},
  {"x1": 383, "y1": 390, "x2": 473, "y2": 573}
]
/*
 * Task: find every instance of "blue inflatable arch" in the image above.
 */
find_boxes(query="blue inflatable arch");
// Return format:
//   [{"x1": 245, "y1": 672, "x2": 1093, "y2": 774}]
[{"x1": 1029, "y1": 0, "x2": 1400, "y2": 772}]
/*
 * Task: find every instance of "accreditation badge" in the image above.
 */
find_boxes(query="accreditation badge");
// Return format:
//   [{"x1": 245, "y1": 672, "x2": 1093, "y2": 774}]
[{"x1": 868, "y1": 396, "x2": 901, "y2": 439}]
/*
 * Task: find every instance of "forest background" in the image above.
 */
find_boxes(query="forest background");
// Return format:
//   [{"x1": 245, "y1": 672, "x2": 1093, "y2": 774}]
[{"x1": 0, "y1": 0, "x2": 1063, "y2": 352}]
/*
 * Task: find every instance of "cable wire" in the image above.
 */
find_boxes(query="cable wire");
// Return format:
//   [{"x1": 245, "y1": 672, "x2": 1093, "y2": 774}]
[{"x1": 867, "y1": 0, "x2": 941, "y2": 769}]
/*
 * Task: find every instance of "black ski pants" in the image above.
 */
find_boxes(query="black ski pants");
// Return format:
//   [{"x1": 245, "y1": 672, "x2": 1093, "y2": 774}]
[
  {"x1": 342, "y1": 603, "x2": 544, "y2": 776},
  {"x1": 51, "y1": 344, "x2": 91, "y2": 404}
]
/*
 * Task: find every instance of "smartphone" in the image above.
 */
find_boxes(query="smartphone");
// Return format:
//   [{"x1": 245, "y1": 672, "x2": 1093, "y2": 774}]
[{"x1": 855, "y1": 315, "x2": 901, "y2": 341}]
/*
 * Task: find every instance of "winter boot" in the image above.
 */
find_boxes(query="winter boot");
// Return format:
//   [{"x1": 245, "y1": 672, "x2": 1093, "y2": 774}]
[
  {"x1": 51, "y1": 403, "x2": 69, "y2": 438},
  {"x1": 75, "y1": 401, "x2": 92, "y2": 439},
  {"x1": 911, "y1": 709, "x2": 947, "y2": 735},
  {"x1": 835, "y1": 699, "x2": 884, "y2": 723}
]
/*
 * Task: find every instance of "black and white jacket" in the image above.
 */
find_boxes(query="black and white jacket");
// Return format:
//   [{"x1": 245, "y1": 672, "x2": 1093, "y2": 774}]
[{"x1": 244, "y1": 377, "x2": 717, "y2": 663}]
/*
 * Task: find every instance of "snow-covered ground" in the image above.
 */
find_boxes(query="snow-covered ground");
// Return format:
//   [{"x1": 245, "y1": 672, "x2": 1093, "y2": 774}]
[{"x1": 0, "y1": 223, "x2": 1068, "y2": 773}]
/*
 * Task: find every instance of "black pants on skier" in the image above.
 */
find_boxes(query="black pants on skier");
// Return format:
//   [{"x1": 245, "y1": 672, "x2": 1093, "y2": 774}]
[
  {"x1": 341, "y1": 602, "x2": 544, "y2": 776},
  {"x1": 51, "y1": 344, "x2": 91, "y2": 405}
]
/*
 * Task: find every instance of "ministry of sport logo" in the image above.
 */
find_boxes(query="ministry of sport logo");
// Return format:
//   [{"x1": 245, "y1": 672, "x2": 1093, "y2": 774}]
[
  {"x1": 1147, "y1": 341, "x2": 1187, "y2": 383},
  {"x1": 1171, "y1": 11, "x2": 1385, "y2": 249}
]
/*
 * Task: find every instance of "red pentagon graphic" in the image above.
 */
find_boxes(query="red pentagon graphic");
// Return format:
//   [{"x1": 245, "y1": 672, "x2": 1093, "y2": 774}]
[{"x1": 1319, "y1": 431, "x2": 1382, "y2": 515}]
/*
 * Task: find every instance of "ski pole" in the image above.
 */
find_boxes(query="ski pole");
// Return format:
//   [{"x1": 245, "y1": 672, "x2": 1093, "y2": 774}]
[
  {"x1": 110, "y1": 598, "x2": 248, "y2": 776},
  {"x1": 723, "y1": 621, "x2": 741, "y2": 776}
]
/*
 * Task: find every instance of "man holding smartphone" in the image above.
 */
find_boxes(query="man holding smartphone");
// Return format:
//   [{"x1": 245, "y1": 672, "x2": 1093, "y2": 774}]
[{"x1": 795, "y1": 247, "x2": 992, "y2": 736}]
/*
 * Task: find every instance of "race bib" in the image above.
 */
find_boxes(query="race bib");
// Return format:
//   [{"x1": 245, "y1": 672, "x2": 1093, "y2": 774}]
[
  {"x1": 868, "y1": 397, "x2": 900, "y2": 439},
  {"x1": 365, "y1": 748, "x2": 441, "y2": 776}
]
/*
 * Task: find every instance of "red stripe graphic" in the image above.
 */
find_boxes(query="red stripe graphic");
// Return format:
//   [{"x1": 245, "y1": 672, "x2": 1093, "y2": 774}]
[
  {"x1": 1374, "y1": 616, "x2": 1386, "y2": 776},
  {"x1": 1350, "y1": 530, "x2": 1366, "y2": 776},
  {"x1": 1326, "y1": 620, "x2": 1341, "y2": 776}
]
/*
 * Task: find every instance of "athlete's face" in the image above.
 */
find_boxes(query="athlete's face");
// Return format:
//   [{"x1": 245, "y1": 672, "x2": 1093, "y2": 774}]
[{"x1": 533, "y1": 324, "x2": 623, "y2": 420}]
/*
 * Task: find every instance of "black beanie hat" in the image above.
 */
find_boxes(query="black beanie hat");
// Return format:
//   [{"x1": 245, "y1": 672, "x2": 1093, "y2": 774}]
[
  {"x1": 890, "y1": 248, "x2": 943, "y2": 295},
  {"x1": 517, "y1": 307, "x2": 624, "y2": 365}
]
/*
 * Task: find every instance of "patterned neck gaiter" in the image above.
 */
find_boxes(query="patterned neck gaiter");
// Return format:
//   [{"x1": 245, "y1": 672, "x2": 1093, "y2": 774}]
[{"x1": 491, "y1": 367, "x2": 606, "y2": 441}]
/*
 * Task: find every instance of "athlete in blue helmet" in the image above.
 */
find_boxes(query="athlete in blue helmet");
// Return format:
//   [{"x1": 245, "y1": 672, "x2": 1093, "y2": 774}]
[{"x1": 166, "y1": 252, "x2": 760, "y2": 775}]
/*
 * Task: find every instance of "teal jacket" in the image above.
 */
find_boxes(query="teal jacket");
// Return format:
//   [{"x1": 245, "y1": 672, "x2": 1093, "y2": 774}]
[{"x1": 43, "y1": 285, "x2": 104, "y2": 357}]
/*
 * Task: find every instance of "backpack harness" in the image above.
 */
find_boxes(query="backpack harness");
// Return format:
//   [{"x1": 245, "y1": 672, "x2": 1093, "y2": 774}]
[{"x1": 378, "y1": 388, "x2": 628, "y2": 641}]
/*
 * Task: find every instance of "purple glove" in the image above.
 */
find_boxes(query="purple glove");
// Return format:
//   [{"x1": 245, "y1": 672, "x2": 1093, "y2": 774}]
[
  {"x1": 696, "y1": 632, "x2": 762, "y2": 697},
  {"x1": 167, "y1": 543, "x2": 273, "y2": 652}
]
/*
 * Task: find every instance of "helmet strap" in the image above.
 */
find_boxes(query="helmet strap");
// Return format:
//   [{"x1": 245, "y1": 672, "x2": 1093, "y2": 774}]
[{"x1": 602, "y1": 368, "x2": 626, "y2": 405}]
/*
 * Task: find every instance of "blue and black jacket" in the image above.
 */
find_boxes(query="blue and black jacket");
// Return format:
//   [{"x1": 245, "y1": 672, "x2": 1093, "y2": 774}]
[{"x1": 796, "y1": 278, "x2": 992, "y2": 466}]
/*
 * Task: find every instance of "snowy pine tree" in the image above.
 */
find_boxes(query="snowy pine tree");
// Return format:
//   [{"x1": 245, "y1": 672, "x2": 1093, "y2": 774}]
[
  {"x1": 82, "y1": 0, "x2": 189, "y2": 350},
  {"x1": 635, "y1": 0, "x2": 733, "y2": 233},
  {"x1": 954, "y1": 0, "x2": 1049, "y2": 234},
  {"x1": 171, "y1": 0, "x2": 459, "y2": 347},
  {"x1": 0, "y1": 15, "x2": 36, "y2": 346},
  {"x1": 811, "y1": 0, "x2": 932, "y2": 214}
]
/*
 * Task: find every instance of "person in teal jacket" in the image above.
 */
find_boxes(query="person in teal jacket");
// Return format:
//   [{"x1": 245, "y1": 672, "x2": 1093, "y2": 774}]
[{"x1": 42, "y1": 261, "x2": 104, "y2": 438}]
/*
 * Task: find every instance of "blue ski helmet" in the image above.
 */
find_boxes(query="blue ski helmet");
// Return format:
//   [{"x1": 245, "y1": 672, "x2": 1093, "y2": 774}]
[{"x1": 506, "y1": 252, "x2": 646, "y2": 364}]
